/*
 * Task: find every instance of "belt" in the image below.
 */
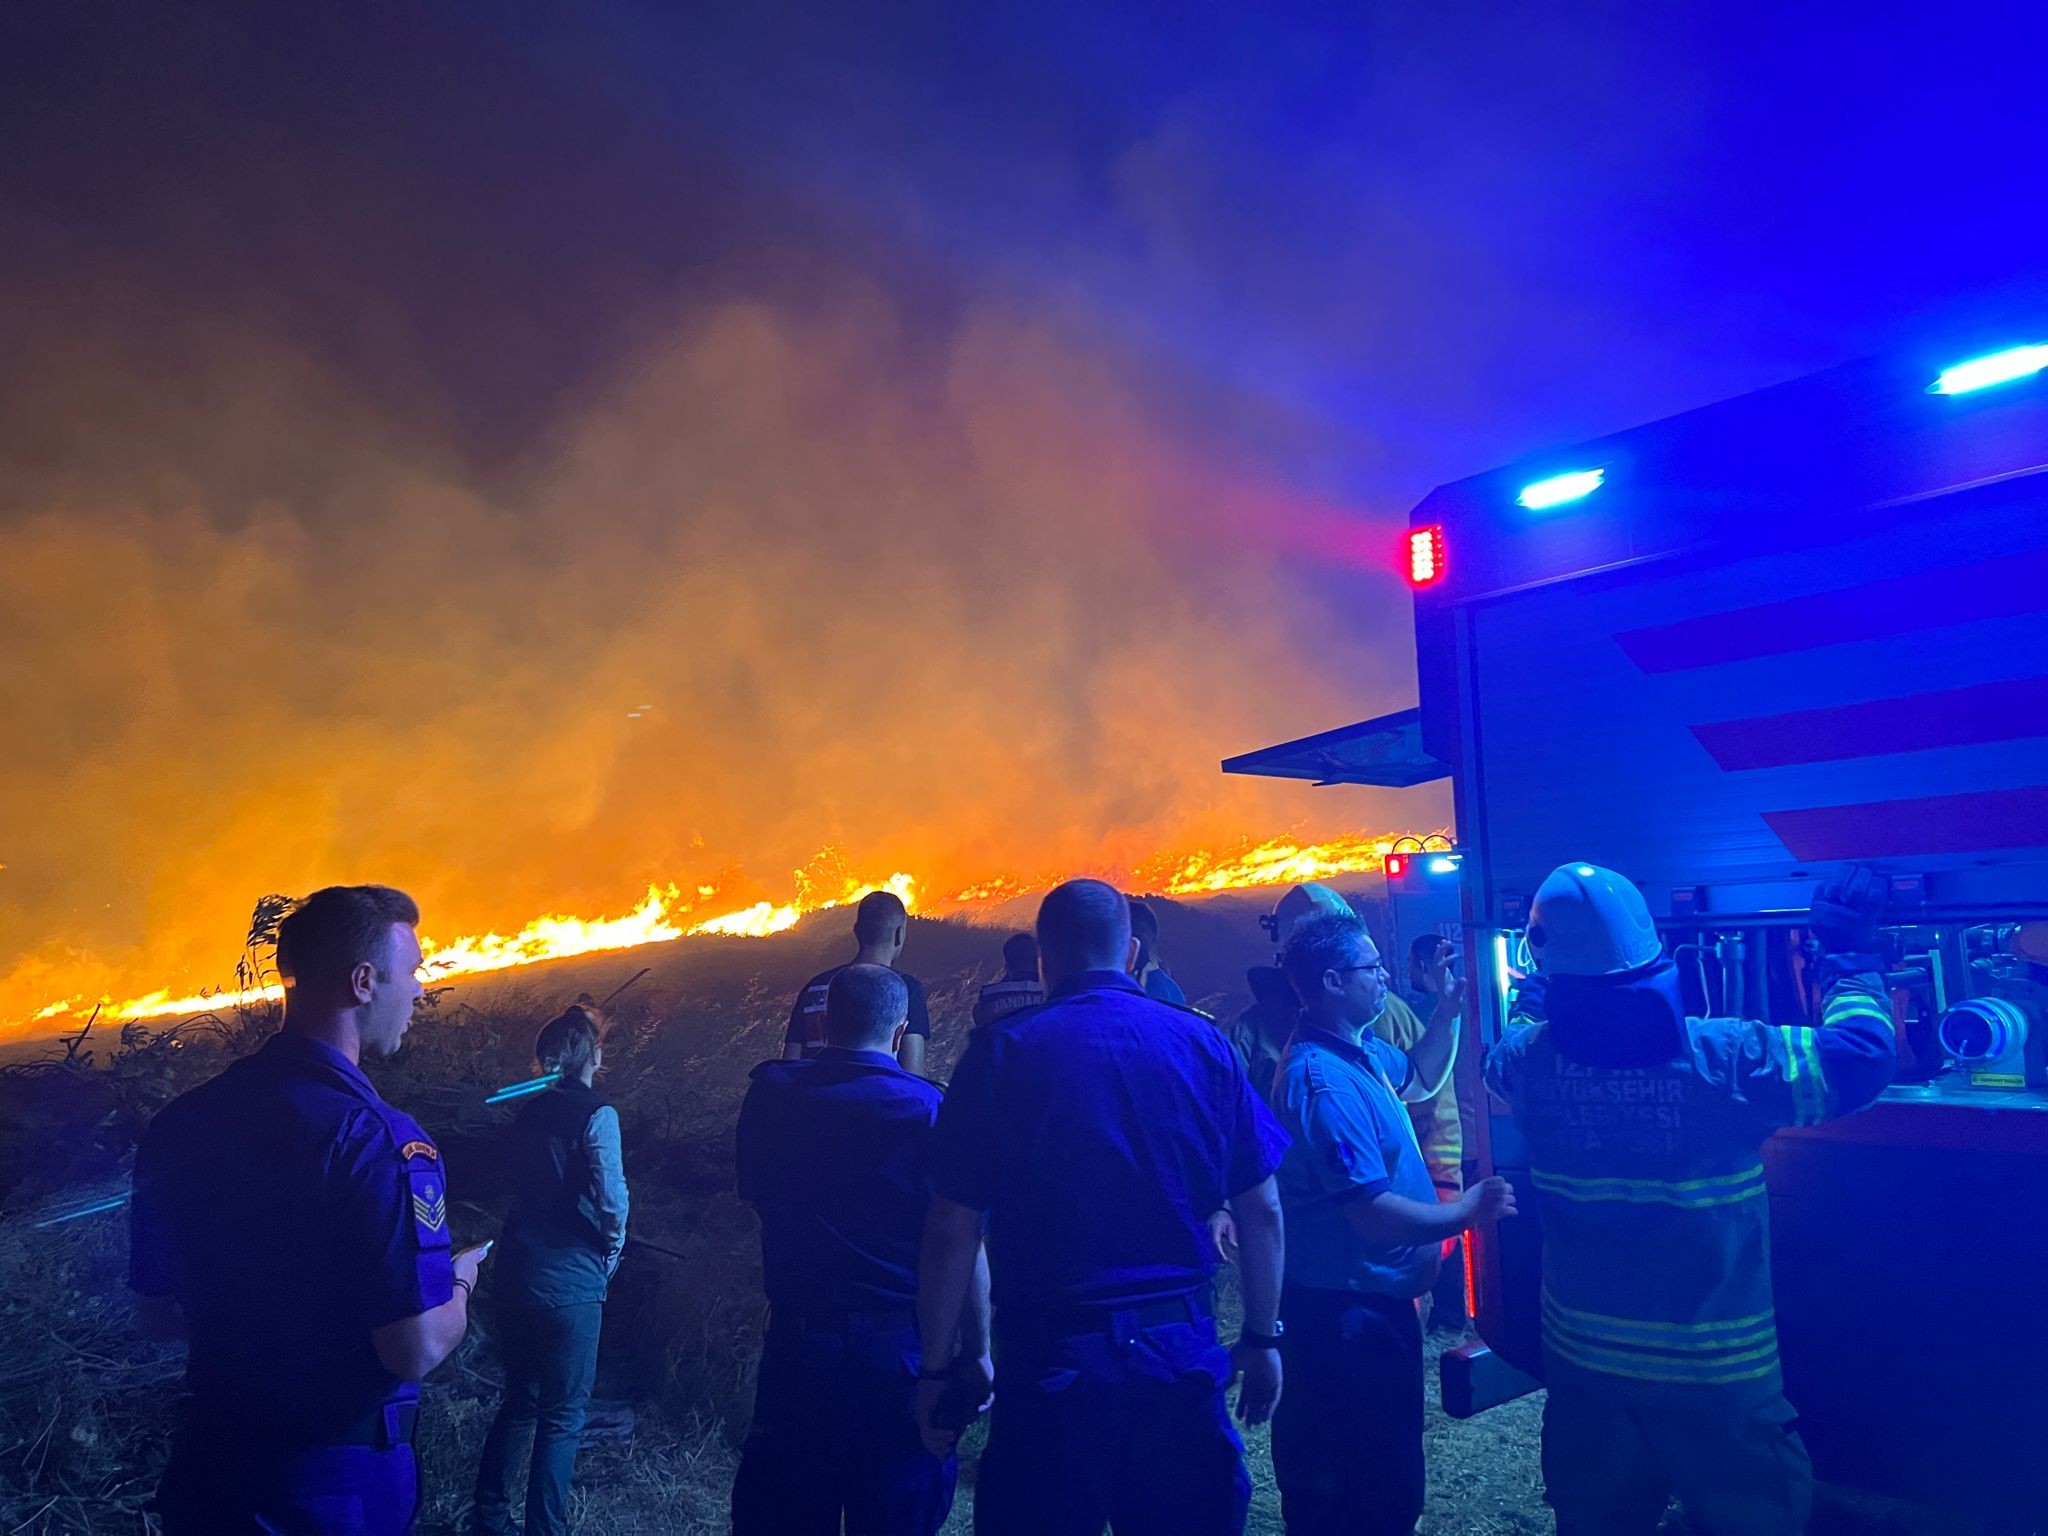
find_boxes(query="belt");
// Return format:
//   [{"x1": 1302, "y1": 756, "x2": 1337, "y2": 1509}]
[
  {"x1": 1015, "y1": 1288, "x2": 1214, "y2": 1340},
  {"x1": 185, "y1": 1400, "x2": 418, "y2": 1454},
  {"x1": 330, "y1": 1401, "x2": 419, "y2": 1452}
]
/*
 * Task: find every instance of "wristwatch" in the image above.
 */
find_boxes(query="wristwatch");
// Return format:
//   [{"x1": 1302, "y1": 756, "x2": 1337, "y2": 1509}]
[{"x1": 1237, "y1": 1321, "x2": 1285, "y2": 1350}]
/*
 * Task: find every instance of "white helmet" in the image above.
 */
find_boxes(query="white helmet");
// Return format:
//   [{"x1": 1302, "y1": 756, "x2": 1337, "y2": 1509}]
[
  {"x1": 1527, "y1": 863, "x2": 1661, "y2": 976},
  {"x1": 1263, "y1": 882, "x2": 1355, "y2": 952}
]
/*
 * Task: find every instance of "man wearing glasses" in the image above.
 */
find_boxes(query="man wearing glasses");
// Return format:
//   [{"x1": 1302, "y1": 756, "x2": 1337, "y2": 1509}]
[{"x1": 1268, "y1": 908, "x2": 1516, "y2": 1536}]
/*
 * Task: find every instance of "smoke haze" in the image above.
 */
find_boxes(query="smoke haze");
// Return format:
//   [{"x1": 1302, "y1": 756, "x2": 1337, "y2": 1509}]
[{"x1": 4, "y1": 1, "x2": 2043, "y2": 1023}]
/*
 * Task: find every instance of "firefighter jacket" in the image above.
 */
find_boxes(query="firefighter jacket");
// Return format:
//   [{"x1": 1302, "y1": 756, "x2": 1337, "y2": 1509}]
[{"x1": 1484, "y1": 954, "x2": 1894, "y2": 1408}]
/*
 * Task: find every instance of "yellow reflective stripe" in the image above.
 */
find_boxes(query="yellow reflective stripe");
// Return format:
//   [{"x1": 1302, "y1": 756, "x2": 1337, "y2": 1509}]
[
  {"x1": 1530, "y1": 1166, "x2": 1765, "y2": 1208},
  {"x1": 1542, "y1": 1291, "x2": 1775, "y2": 1343},
  {"x1": 1543, "y1": 1305, "x2": 1775, "y2": 1360},
  {"x1": 1778, "y1": 1026, "x2": 1826, "y2": 1126},
  {"x1": 1538, "y1": 1166, "x2": 1763, "y2": 1195},
  {"x1": 1546, "y1": 1329, "x2": 1781, "y2": 1387},
  {"x1": 1824, "y1": 999, "x2": 1893, "y2": 1027}
]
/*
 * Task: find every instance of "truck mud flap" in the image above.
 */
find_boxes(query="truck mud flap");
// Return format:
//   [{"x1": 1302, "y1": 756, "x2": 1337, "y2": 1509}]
[{"x1": 1439, "y1": 1341, "x2": 1541, "y2": 1419}]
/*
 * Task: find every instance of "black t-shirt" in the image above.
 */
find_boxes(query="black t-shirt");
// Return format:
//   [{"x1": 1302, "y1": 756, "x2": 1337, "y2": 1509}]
[{"x1": 784, "y1": 965, "x2": 931, "y2": 1055}]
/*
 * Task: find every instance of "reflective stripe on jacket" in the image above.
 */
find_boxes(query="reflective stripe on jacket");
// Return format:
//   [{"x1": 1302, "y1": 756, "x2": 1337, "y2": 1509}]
[{"x1": 1486, "y1": 965, "x2": 1893, "y2": 1407}]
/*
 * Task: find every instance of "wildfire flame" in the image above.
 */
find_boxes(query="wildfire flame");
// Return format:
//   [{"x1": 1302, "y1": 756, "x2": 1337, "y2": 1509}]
[
  {"x1": 1148, "y1": 834, "x2": 1404, "y2": 895},
  {"x1": 18, "y1": 832, "x2": 1427, "y2": 1030}
]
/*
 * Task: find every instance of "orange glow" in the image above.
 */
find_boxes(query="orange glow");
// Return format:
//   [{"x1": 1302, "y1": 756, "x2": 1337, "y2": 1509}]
[
  {"x1": 14, "y1": 833, "x2": 1433, "y2": 1031},
  {"x1": 1145, "y1": 833, "x2": 1401, "y2": 895}
]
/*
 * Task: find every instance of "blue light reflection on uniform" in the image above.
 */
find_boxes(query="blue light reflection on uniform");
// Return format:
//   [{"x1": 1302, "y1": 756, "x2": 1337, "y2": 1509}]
[
  {"x1": 34, "y1": 1191, "x2": 131, "y2": 1228},
  {"x1": 1929, "y1": 343, "x2": 2048, "y2": 396},
  {"x1": 1516, "y1": 467, "x2": 1605, "y2": 510},
  {"x1": 485, "y1": 1072, "x2": 560, "y2": 1105}
]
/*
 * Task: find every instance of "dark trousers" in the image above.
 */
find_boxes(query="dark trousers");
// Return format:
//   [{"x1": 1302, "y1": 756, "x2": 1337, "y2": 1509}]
[
  {"x1": 731, "y1": 1308, "x2": 955, "y2": 1536},
  {"x1": 974, "y1": 1312, "x2": 1250, "y2": 1536},
  {"x1": 1543, "y1": 1384, "x2": 1813, "y2": 1536},
  {"x1": 474, "y1": 1301, "x2": 604, "y2": 1536},
  {"x1": 157, "y1": 1437, "x2": 419, "y2": 1534},
  {"x1": 1270, "y1": 1284, "x2": 1425, "y2": 1536}
]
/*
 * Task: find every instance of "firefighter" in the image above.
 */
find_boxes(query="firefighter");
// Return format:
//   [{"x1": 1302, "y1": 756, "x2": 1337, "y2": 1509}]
[
  {"x1": 1486, "y1": 863, "x2": 1896, "y2": 1536},
  {"x1": 1228, "y1": 882, "x2": 1354, "y2": 1095}
]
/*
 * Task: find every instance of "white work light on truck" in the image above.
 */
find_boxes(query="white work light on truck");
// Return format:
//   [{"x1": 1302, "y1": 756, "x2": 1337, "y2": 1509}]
[
  {"x1": 1515, "y1": 467, "x2": 1604, "y2": 510},
  {"x1": 1929, "y1": 342, "x2": 2048, "y2": 396}
]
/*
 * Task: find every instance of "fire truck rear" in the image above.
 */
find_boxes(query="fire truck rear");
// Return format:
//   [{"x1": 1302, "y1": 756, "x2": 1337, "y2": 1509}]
[{"x1": 1228, "y1": 338, "x2": 2048, "y2": 1522}]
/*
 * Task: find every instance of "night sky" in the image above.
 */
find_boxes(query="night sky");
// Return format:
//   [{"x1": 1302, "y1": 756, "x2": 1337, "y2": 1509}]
[{"x1": 2, "y1": 1, "x2": 2043, "y2": 1017}]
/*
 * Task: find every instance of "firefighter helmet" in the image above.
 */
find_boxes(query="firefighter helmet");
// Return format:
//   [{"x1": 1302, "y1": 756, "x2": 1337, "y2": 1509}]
[
  {"x1": 1527, "y1": 863, "x2": 1661, "y2": 976},
  {"x1": 1261, "y1": 882, "x2": 1355, "y2": 953}
]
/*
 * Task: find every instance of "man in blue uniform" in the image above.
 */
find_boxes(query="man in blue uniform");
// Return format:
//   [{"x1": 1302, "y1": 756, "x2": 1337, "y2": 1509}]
[
  {"x1": 974, "y1": 932, "x2": 1045, "y2": 1030},
  {"x1": 733, "y1": 963, "x2": 970, "y2": 1535},
  {"x1": 131, "y1": 884, "x2": 488, "y2": 1534},
  {"x1": 784, "y1": 889, "x2": 933, "y2": 1074},
  {"x1": 917, "y1": 878, "x2": 1290, "y2": 1536},
  {"x1": 1270, "y1": 909, "x2": 1516, "y2": 1535},
  {"x1": 1486, "y1": 864, "x2": 1896, "y2": 1535}
]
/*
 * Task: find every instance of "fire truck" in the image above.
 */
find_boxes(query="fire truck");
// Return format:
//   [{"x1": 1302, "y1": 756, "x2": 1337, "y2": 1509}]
[{"x1": 1226, "y1": 338, "x2": 2048, "y2": 1522}]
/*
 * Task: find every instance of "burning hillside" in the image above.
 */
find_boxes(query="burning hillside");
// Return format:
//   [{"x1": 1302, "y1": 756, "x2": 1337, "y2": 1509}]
[
  {"x1": 0, "y1": 20, "x2": 1438, "y2": 1040},
  {"x1": 13, "y1": 831, "x2": 1427, "y2": 1030}
]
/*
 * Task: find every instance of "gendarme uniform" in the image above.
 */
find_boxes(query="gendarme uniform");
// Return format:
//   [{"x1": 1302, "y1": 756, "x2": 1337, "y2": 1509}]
[
  {"x1": 131, "y1": 1031, "x2": 454, "y2": 1534},
  {"x1": 929, "y1": 970, "x2": 1289, "y2": 1536},
  {"x1": 1484, "y1": 867, "x2": 1895, "y2": 1536},
  {"x1": 731, "y1": 1046, "x2": 955, "y2": 1535}
]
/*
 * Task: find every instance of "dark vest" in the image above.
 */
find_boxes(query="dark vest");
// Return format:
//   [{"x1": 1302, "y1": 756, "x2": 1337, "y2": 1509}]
[{"x1": 499, "y1": 1080, "x2": 610, "y2": 1305}]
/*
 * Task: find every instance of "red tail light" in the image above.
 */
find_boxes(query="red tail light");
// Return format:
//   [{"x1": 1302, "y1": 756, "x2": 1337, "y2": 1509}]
[
  {"x1": 1386, "y1": 853, "x2": 1410, "y2": 880},
  {"x1": 1407, "y1": 525, "x2": 1445, "y2": 587}
]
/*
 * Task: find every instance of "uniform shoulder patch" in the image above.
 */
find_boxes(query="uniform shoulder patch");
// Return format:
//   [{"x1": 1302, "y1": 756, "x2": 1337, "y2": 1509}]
[
  {"x1": 411, "y1": 1179, "x2": 448, "y2": 1235},
  {"x1": 399, "y1": 1139, "x2": 439, "y2": 1162}
]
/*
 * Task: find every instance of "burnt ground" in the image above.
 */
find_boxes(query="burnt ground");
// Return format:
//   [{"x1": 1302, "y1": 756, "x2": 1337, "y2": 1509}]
[{"x1": 0, "y1": 899, "x2": 1988, "y2": 1533}]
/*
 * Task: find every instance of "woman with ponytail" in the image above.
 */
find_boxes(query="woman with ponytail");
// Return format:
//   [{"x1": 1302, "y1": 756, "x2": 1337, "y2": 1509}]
[{"x1": 473, "y1": 1006, "x2": 628, "y2": 1536}]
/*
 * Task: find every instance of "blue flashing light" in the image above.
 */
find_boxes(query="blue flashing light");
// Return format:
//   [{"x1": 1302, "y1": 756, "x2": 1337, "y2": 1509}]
[
  {"x1": 1516, "y1": 468, "x2": 1605, "y2": 511},
  {"x1": 1427, "y1": 855, "x2": 1461, "y2": 875},
  {"x1": 1930, "y1": 343, "x2": 2048, "y2": 396},
  {"x1": 485, "y1": 1072, "x2": 561, "y2": 1106}
]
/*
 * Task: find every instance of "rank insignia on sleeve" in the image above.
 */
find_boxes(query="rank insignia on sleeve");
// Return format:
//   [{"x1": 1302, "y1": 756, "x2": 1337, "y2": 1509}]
[
  {"x1": 412, "y1": 1182, "x2": 447, "y2": 1233},
  {"x1": 399, "y1": 1140, "x2": 439, "y2": 1162}
]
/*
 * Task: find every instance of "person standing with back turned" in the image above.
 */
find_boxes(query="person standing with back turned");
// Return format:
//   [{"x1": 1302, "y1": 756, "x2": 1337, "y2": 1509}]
[
  {"x1": 130, "y1": 884, "x2": 487, "y2": 1534},
  {"x1": 917, "y1": 878, "x2": 1290, "y2": 1536},
  {"x1": 474, "y1": 1005, "x2": 628, "y2": 1536},
  {"x1": 1487, "y1": 864, "x2": 1896, "y2": 1535},
  {"x1": 974, "y1": 932, "x2": 1046, "y2": 1031},
  {"x1": 785, "y1": 890, "x2": 933, "y2": 1075},
  {"x1": 734, "y1": 964, "x2": 971, "y2": 1535}
]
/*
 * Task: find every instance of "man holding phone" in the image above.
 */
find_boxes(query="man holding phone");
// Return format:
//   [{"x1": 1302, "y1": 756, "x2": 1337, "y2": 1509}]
[{"x1": 131, "y1": 885, "x2": 488, "y2": 1534}]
